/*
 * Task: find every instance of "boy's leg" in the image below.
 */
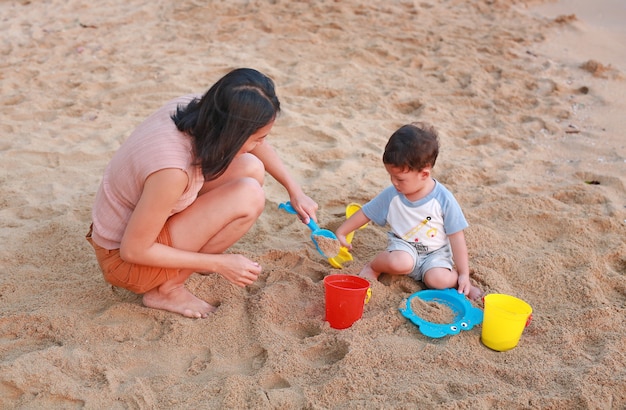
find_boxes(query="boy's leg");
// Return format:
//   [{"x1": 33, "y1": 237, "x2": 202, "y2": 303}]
[
  {"x1": 422, "y1": 267, "x2": 458, "y2": 289},
  {"x1": 423, "y1": 268, "x2": 483, "y2": 301},
  {"x1": 360, "y1": 250, "x2": 414, "y2": 281}
]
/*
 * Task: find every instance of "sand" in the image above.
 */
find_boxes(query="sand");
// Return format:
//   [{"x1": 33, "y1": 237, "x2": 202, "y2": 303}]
[{"x1": 1, "y1": 0, "x2": 624, "y2": 408}]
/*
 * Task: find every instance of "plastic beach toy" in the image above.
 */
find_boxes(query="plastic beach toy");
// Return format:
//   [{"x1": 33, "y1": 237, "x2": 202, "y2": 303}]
[
  {"x1": 481, "y1": 293, "x2": 532, "y2": 351},
  {"x1": 324, "y1": 274, "x2": 372, "y2": 329},
  {"x1": 328, "y1": 203, "x2": 368, "y2": 269},
  {"x1": 279, "y1": 201, "x2": 339, "y2": 258},
  {"x1": 399, "y1": 288, "x2": 483, "y2": 338}
]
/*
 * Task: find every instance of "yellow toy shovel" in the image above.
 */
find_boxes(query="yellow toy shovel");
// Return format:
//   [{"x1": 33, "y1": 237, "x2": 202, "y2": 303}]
[{"x1": 328, "y1": 203, "x2": 368, "y2": 269}]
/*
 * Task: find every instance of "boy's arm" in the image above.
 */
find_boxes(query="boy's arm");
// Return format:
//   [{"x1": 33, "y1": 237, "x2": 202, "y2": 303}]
[
  {"x1": 448, "y1": 230, "x2": 472, "y2": 295},
  {"x1": 335, "y1": 210, "x2": 371, "y2": 249}
]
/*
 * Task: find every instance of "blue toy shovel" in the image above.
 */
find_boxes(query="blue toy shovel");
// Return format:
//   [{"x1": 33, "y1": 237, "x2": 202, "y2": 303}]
[{"x1": 278, "y1": 201, "x2": 339, "y2": 259}]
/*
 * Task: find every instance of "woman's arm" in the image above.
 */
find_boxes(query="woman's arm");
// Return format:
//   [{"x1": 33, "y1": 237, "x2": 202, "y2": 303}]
[
  {"x1": 119, "y1": 168, "x2": 263, "y2": 287},
  {"x1": 251, "y1": 141, "x2": 318, "y2": 222},
  {"x1": 119, "y1": 169, "x2": 224, "y2": 273}
]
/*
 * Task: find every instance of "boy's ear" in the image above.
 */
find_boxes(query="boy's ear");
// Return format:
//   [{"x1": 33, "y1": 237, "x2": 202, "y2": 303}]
[{"x1": 421, "y1": 167, "x2": 432, "y2": 178}]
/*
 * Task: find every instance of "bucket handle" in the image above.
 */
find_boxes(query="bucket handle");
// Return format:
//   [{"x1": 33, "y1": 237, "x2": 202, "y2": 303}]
[{"x1": 364, "y1": 288, "x2": 372, "y2": 304}]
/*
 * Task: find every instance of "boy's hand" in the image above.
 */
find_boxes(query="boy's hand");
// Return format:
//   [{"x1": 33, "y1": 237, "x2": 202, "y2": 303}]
[
  {"x1": 457, "y1": 273, "x2": 472, "y2": 296},
  {"x1": 336, "y1": 233, "x2": 352, "y2": 250},
  {"x1": 335, "y1": 209, "x2": 370, "y2": 251}
]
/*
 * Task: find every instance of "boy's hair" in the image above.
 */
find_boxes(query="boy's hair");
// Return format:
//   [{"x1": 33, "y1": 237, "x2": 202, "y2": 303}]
[{"x1": 383, "y1": 122, "x2": 439, "y2": 171}]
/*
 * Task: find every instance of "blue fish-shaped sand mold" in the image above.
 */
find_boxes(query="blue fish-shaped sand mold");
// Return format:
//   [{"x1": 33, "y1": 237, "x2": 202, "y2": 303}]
[{"x1": 399, "y1": 288, "x2": 483, "y2": 338}]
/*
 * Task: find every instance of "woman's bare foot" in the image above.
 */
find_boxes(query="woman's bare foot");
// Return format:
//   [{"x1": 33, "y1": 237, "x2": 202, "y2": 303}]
[
  {"x1": 143, "y1": 285, "x2": 216, "y2": 318},
  {"x1": 358, "y1": 264, "x2": 380, "y2": 282}
]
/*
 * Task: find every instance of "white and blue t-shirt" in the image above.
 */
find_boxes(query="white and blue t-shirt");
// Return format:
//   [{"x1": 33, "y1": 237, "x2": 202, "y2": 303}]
[{"x1": 361, "y1": 179, "x2": 467, "y2": 253}]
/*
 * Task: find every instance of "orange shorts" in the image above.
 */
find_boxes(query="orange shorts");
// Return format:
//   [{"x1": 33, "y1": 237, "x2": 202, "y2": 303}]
[{"x1": 86, "y1": 223, "x2": 180, "y2": 294}]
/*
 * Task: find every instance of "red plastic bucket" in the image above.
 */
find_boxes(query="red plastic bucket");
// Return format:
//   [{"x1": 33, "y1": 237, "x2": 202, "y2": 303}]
[{"x1": 324, "y1": 274, "x2": 371, "y2": 329}]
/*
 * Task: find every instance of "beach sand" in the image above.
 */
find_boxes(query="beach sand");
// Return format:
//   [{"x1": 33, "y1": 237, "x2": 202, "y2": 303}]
[{"x1": 1, "y1": 0, "x2": 624, "y2": 408}]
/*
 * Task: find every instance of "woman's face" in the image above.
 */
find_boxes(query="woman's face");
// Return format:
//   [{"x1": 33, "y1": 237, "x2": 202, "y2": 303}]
[{"x1": 238, "y1": 119, "x2": 275, "y2": 155}]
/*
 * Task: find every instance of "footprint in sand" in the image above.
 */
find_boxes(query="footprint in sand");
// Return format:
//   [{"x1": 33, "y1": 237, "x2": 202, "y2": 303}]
[{"x1": 301, "y1": 338, "x2": 349, "y2": 367}]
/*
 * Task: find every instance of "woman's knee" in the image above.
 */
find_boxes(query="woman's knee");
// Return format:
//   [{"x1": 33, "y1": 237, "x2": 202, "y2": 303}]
[
  {"x1": 200, "y1": 154, "x2": 265, "y2": 195},
  {"x1": 238, "y1": 153, "x2": 265, "y2": 186},
  {"x1": 234, "y1": 177, "x2": 265, "y2": 215}
]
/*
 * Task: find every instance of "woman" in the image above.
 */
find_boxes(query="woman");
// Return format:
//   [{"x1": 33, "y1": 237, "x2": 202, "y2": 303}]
[{"x1": 87, "y1": 68, "x2": 318, "y2": 318}]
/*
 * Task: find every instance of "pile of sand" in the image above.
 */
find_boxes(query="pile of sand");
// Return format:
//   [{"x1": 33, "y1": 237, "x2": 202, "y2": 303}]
[{"x1": 1, "y1": 0, "x2": 624, "y2": 407}]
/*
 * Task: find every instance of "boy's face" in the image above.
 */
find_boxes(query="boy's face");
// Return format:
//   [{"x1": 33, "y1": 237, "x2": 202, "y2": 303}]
[{"x1": 384, "y1": 164, "x2": 431, "y2": 198}]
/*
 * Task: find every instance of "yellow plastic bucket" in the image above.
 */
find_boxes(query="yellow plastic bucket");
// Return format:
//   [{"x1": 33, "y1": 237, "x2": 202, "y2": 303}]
[{"x1": 481, "y1": 294, "x2": 532, "y2": 352}]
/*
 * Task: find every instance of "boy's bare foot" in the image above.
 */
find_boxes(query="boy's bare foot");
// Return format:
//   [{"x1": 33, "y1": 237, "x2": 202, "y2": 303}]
[
  {"x1": 467, "y1": 285, "x2": 484, "y2": 302},
  {"x1": 358, "y1": 264, "x2": 380, "y2": 282},
  {"x1": 143, "y1": 285, "x2": 217, "y2": 318}
]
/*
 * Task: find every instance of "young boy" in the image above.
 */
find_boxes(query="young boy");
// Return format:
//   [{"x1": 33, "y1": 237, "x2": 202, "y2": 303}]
[{"x1": 335, "y1": 123, "x2": 482, "y2": 300}]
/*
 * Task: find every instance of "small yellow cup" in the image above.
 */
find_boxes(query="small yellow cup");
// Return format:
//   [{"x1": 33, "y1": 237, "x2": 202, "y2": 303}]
[{"x1": 481, "y1": 294, "x2": 532, "y2": 352}]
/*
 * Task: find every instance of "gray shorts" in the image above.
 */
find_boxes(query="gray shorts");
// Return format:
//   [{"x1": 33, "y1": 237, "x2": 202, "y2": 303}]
[{"x1": 386, "y1": 232, "x2": 454, "y2": 281}]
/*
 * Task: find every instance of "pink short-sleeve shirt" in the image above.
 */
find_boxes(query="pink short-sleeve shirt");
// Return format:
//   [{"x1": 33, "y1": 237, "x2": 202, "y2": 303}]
[{"x1": 91, "y1": 95, "x2": 204, "y2": 249}]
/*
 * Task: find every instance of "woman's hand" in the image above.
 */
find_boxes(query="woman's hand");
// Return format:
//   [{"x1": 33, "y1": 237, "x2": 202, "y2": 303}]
[
  {"x1": 288, "y1": 193, "x2": 318, "y2": 224},
  {"x1": 215, "y1": 254, "x2": 263, "y2": 287}
]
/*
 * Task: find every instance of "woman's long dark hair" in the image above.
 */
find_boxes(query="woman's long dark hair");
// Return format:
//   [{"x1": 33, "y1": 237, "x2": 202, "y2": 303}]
[{"x1": 171, "y1": 68, "x2": 281, "y2": 180}]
